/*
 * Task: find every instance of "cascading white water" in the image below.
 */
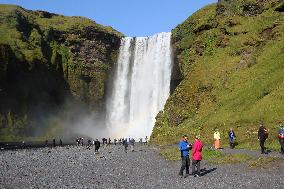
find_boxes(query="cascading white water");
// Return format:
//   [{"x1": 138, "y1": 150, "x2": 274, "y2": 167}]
[{"x1": 106, "y1": 32, "x2": 172, "y2": 139}]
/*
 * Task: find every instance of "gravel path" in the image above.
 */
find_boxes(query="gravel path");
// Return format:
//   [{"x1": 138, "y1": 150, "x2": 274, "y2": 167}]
[{"x1": 0, "y1": 144, "x2": 283, "y2": 189}]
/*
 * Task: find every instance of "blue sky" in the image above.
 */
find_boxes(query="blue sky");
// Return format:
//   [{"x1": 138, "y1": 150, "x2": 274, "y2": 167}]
[{"x1": 1, "y1": 0, "x2": 217, "y2": 37}]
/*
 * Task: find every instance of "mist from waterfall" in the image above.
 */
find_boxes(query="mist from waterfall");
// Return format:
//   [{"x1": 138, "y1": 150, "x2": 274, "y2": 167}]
[{"x1": 106, "y1": 32, "x2": 172, "y2": 140}]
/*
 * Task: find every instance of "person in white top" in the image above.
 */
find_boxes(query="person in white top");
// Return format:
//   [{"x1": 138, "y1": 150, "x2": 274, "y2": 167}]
[{"x1": 214, "y1": 129, "x2": 221, "y2": 149}]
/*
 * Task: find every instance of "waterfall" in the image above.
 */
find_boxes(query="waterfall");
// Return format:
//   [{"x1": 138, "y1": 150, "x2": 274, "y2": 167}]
[{"x1": 106, "y1": 32, "x2": 172, "y2": 139}]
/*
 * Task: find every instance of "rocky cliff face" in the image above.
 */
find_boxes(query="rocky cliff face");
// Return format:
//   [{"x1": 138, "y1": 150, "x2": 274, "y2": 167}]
[
  {"x1": 152, "y1": 0, "x2": 284, "y2": 148},
  {"x1": 0, "y1": 5, "x2": 122, "y2": 140}
]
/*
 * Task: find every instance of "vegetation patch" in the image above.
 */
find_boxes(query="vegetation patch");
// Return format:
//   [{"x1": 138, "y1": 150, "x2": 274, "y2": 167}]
[
  {"x1": 206, "y1": 153, "x2": 253, "y2": 165},
  {"x1": 152, "y1": 0, "x2": 284, "y2": 151},
  {"x1": 248, "y1": 157, "x2": 278, "y2": 168},
  {"x1": 202, "y1": 148, "x2": 222, "y2": 160},
  {"x1": 159, "y1": 146, "x2": 181, "y2": 161},
  {"x1": 159, "y1": 146, "x2": 253, "y2": 165},
  {"x1": 0, "y1": 4, "x2": 122, "y2": 140}
]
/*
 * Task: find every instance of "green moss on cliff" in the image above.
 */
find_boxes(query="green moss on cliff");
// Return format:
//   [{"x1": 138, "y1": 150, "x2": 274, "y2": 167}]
[
  {"x1": 152, "y1": 0, "x2": 284, "y2": 150},
  {"x1": 0, "y1": 4, "x2": 122, "y2": 141}
]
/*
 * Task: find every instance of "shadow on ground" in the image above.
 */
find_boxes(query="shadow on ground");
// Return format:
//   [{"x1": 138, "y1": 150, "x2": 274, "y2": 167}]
[{"x1": 200, "y1": 168, "x2": 217, "y2": 176}]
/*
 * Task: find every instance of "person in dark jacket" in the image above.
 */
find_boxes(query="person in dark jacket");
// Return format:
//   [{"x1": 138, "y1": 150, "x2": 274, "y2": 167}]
[
  {"x1": 94, "y1": 139, "x2": 101, "y2": 152},
  {"x1": 258, "y1": 124, "x2": 268, "y2": 154},
  {"x1": 122, "y1": 139, "x2": 128, "y2": 153},
  {"x1": 178, "y1": 135, "x2": 191, "y2": 178},
  {"x1": 228, "y1": 128, "x2": 236, "y2": 149},
  {"x1": 129, "y1": 138, "x2": 135, "y2": 152},
  {"x1": 53, "y1": 138, "x2": 56, "y2": 147},
  {"x1": 87, "y1": 139, "x2": 92, "y2": 149},
  {"x1": 278, "y1": 125, "x2": 284, "y2": 154}
]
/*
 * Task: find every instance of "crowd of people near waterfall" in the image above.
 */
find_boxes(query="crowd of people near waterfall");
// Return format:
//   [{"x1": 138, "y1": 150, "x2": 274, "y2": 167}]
[
  {"x1": 72, "y1": 136, "x2": 149, "y2": 153},
  {"x1": 39, "y1": 135, "x2": 149, "y2": 153},
  {"x1": 178, "y1": 123, "x2": 284, "y2": 178},
  {"x1": 42, "y1": 123, "x2": 284, "y2": 158}
]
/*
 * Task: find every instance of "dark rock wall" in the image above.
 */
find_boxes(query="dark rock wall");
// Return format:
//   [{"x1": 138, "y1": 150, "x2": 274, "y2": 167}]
[{"x1": 0, "y1": 5, "x2": 122, "y2": 140}]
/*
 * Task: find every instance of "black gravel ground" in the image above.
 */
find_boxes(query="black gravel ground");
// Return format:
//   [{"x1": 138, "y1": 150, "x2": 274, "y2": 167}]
[{"x1": 0, "y1": 144, "x2": 283, "y2": 189}]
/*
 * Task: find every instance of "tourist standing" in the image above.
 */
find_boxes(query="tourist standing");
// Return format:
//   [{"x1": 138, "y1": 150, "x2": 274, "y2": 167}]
[
  {"x1": 129, "y1": 138, "x2": 135, "y2": 152},
  {"x1": 102, "y1": 138, "x2": 106, "y2": 145},
  {"x1": 108, "y1": 138, "x2": 111, "y2": 145},
  {"x1": 214, "y1": 129, "x2": 221, "y2": 149},
  {"x1": 123, "y1": 139, "x2": 128, "y2": 153},
  {"x1": 145, "y1": 136, "x2": 148, "y2": 144},
  {"x1": 278, "y1": 125, "x2": 284, "y2": 154},
  {"x1": 94, "y1": 139, "x2": 101, "y2": 152},
  {"x1": 88, "y1": 139, "x2": 92, "y2": 146},
  {"x1": 87, "y1": 139, "x2": 92, "y2": 149},
  {"x1": 228, "y1": 128, "x2": 236, "y2": 149},
  {"x1": 22, "y1": 141, "x2": 25, "y2": 149},
  {"x1": 258, "y1": 124, "x2": 268, "y2": 154},
  {"x1": 178, "y1": 135, "x2": 190, "y2": 178},
  {"x1": 53, "y1": 138, "x2": 56, "y2": 147},
  {"x1": 192, "y1": 136, "x2": 203, "y2": 177}
]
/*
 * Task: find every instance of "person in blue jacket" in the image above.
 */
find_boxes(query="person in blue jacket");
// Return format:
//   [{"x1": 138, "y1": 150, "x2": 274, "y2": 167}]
[
  {"x1": 178, "y1": 135, "x2": 191, "y2": 178},
  {"x1": 278, "y1": 125, "x2": 284, "y2": 154},
  {"x1": 228, "y1": 128, "x2": 236, "y2": 149}
]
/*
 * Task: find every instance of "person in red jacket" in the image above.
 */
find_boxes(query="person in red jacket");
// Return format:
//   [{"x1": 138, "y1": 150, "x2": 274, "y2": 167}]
[{"x1": 191, "y1": 136, "x2": 203, "y2": 177}]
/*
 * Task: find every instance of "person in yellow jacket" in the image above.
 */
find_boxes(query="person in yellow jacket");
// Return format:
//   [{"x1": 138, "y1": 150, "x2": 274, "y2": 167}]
[{"x1": 214, "y1": 129, "x2": 221, "y2": 149}]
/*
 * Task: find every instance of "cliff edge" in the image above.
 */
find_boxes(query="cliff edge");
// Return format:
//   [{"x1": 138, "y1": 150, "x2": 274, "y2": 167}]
[
  {"x1": 152, "y1": 0, "x2": 284, "y2": 149},
  {"x1": 0, "y1": 4, "x2": 122, "y2": 140}
]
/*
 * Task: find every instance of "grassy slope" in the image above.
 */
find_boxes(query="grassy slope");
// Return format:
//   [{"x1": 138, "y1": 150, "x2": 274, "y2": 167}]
[
  {"x1": 0, "y1": 4, "x2": 122, "y2": 62},
  {"x1": 0, "y1": 4, "x2": 122, "y2": 141},
  {"x1": 152, "y1": 0, "x2": 284, "y2": 150}
]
